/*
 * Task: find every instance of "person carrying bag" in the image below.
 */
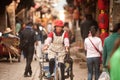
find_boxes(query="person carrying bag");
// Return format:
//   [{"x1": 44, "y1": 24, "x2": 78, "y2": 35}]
[
  {"x1": 89, "y1": 38, "x2": 102, "y2": 64},
  {"x1": 84, "y1": 25, "x2": 103, "y2": 80}
]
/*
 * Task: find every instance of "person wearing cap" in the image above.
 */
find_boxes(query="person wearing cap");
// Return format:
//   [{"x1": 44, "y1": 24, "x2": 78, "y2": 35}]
[
  {"x1": 2, "y1": 27, "x2": 18, "y2": 38},
  {"x1": 43, "y1": 20, "x2": 69, "y2": 80},
  {"x1": 103, "y1": 23, "x2": 120, "y2": 72}
]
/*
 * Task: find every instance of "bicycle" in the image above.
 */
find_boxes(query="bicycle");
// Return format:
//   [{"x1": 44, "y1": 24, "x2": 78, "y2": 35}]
[
  {"x1": 38, "y1": 49, "x2": 62, "y2": 80},
  {"x1": 64, "y1": 52, "x2": 74, "y2": 80},
  {"x1": 38, "y1": 50, "x2": 61, "y2": 80},
  {"x1": 51, "y1": 49, "x2": 74, "y2": 80},
  {"x1": 38, "y1": 49, "x2": 73, "y2": 80}
]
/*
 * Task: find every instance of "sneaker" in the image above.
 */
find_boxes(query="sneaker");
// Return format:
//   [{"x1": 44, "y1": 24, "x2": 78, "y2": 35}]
[
  {"x1": 64, "y1": 72, "x2": 68, "y2": 76},
  {"x1": 24, "y1": 74, "x2": 30, "y2": 77},
  {"x1": 29, "y1": 71, "x2": 32, "y2": 76},
  {"x1": 45, "y1": 72, "x2": 51, "y2": 78}
]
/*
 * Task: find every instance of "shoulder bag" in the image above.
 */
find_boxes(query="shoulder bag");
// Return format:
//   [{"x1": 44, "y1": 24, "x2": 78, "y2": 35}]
[{"x1": 89, "y1": 38, "x2": 102, "y2": 63}]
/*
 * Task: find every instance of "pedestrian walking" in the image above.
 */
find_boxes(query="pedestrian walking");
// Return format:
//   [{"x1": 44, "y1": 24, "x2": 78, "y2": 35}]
[
  {"x1": 46, "y1": 21, "x2": 54, "y2": 33},
  {"x1": 33, "y1": 23, "x2": 47, "y2": 59},
  {"x1": 2, "y1": 27, "x2": 19, "y2": 38},
  {"x1": 110, "y1": 38, "x2": 120, "y2": 80},
  {"x1": 84, "y1": 26, "x2": 103, "y2": 80},
  {"x1": 15, "y1": 17, "x2": 22, "y2": 36},
  {"x1": 18, "y1": 22, "x2": 26, "y2": 36},
  {"x1": 80, "y1": 14, "x2": 98, "y2": 41},
  {"x1": 42, "y1": 20, "x2": 70, "y2": 80},
  {"x1": 18, "y1": 23, "x2": 26, "y2": 59},
  {"x1": 64, "y1": 22, "x2": 75, "y2": 45},
  {"x1": 103, "y1": 23, "x2": 120, "y2": 71},
  {"x1": 19, "y1": 21, "x2": 37, "y2": 77}
]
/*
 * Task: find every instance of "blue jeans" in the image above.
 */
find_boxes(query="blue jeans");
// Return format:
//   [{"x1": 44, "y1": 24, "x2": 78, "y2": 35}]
[{"x1": 87, "y1": 57, "x2": 100, "y2": 80}]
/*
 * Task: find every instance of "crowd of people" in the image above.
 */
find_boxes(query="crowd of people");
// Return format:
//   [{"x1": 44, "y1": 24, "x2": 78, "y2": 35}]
[
  {"x1": 18, "y1": 19, "x2": 73, "y2": 79},
  {"x1": 80, "y1": 14, "x2": 120, "y2": 80},
  {"x1": 0, "y1": 13, "x2": 120, "y2": 80}
]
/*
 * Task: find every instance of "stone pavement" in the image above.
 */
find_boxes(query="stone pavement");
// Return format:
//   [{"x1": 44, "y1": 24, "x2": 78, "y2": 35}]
[{"x1": 0, "y1": 55, "x2": 88, "y2": 80}]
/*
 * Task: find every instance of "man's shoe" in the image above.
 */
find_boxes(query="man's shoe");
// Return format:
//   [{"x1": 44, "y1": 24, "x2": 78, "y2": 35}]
[
  {"x1": 29, "y1": 71, "x2": 32, "y2": 76},
  {"x1": 24, "y1": 74, "x2": 30, "y2": 77}
]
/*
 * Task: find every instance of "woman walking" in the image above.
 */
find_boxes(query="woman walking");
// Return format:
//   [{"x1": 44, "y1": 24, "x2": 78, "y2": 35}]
[{"x1": 84, "y1": 26, "x2": 103, "y2": 80}]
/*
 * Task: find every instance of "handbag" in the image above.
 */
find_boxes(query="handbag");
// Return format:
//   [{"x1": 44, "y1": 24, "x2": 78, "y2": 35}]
[
  {"x1": 98, "y1": 71, "x2": 110, "y2": 80},
  {"x1": 64, "y1": 51, "x2": 73, "y2": 64},
  {"x1": 89, "y1": 38, "x2": 102, "y2": 63}
]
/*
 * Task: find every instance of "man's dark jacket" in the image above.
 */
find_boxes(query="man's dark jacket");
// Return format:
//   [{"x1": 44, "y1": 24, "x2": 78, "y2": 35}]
[{"x1": 19, "y1": 26, "x2": 36, "y2": 50}]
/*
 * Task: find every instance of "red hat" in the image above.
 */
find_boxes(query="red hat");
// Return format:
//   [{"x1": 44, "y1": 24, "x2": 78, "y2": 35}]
[{"x1": 54, "y1": 20, "x2": 64, "y2": 27}]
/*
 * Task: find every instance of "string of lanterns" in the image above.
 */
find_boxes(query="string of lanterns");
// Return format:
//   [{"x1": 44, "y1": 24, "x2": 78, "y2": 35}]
[{"x1": 98, "y1": 0, "x2": 109, "y2": 45}]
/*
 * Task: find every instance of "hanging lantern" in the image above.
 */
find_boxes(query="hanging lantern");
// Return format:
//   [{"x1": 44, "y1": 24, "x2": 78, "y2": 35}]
[
  {"x1": 100, "y1": 29, "x2": 109, "y2": 46},
  {"x1": 98, "y1": 0, "x2": 107, "y2": 10},
  {"x1": 98, "y1": 10, "x2": 109, "y2": 29}
]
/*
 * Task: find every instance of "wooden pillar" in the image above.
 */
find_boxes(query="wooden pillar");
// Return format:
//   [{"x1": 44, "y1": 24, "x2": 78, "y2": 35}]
[
  {"x1": 0, "y1": 7, "x2": 6, "y2": 32},
  {"x1": 109, "y1": 0, "x2": 113, "y2": 33},
  {"x1": 6, "y1": 1, "x2": 16, "y2": 35}
]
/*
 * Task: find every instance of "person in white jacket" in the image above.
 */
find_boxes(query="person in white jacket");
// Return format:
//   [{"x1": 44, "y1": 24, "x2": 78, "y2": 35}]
[{"x1": 84, "y1": 25, "x2": 103, "y2": 80}]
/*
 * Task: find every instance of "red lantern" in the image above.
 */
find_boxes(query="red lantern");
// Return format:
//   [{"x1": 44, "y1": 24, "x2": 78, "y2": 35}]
[
  {"x1": 98, "y1": 0, "x2": 107, "y2": 10},
  {"x1": 98, "y1": 10, "x2": 109, "y2": 29},
  {"x1": 100, "y1": 29, "x2": 109, "y2": 46}
]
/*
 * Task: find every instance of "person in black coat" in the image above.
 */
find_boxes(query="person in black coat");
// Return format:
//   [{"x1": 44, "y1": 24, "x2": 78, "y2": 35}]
[
  {"x1": 19, "y1": 21, "x2": 37, "y2": 77},
  {"x1": 80, "y1": 14, "x2": 99, "y2": 41}
]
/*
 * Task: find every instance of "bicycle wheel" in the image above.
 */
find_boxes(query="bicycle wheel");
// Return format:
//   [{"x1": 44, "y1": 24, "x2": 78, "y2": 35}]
[
  {"x1": 54, "y1": 67, "x2": 61, "y2": 80},
  {"x1": 69, "y1": 63, "x2": 74, "y2": 80},
  {"x1": 69, "y1": 71, "x2": 73, "y2": 80}
]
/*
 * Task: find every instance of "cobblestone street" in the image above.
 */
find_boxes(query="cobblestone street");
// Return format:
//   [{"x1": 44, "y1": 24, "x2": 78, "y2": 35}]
[
  {"x1": 0, "y1": 0, "x2": 119, "y2": 80},
  {"x1": 0, "y1": 55, "x2": 88, "y2": 80}
]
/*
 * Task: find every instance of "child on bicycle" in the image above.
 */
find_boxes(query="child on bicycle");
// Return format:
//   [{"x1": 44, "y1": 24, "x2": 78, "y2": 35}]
[{"x1": 42, "y1": 19, "x2": 69, "y2": 80}]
